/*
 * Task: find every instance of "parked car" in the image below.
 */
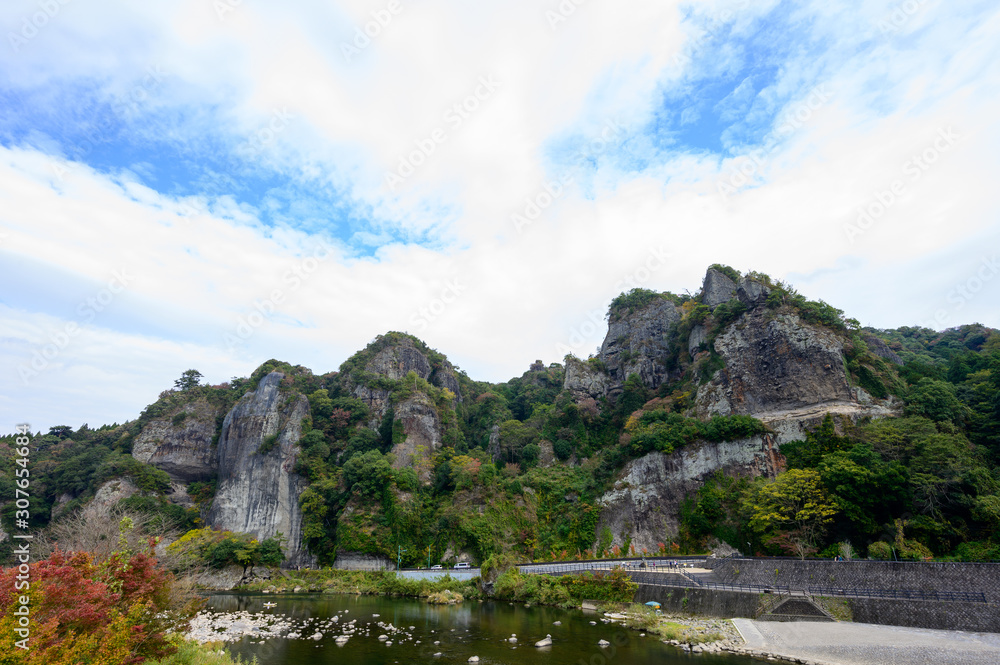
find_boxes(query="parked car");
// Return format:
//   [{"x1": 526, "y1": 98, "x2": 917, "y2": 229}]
[
  {"x1": 431, "y1": 565, "x2": 443, "y2": 570},
  {"x1": 454, "y1": 562, "x2": 471, "y2": 569}
]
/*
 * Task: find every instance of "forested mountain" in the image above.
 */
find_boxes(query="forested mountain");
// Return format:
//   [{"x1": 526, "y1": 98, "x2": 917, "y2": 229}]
[{"x1": 2, "y1": 265, "x2": 998, "y2": 567}]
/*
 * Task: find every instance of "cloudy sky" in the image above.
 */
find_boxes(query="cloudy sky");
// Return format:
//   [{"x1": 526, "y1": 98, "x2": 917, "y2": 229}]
[{"x1": 1, "y1": 0, "x2": 999, "y2": 433}]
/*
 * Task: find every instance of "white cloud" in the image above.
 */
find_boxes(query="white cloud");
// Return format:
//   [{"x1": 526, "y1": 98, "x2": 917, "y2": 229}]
[{"x1": 1, "y1": 0, "x2": 999, "y2": 431}]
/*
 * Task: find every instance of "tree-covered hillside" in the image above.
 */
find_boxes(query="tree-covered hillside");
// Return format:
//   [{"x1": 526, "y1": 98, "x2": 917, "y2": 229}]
[{"x1": 3, "y1": 267, "x2": 999, "y2": 566}]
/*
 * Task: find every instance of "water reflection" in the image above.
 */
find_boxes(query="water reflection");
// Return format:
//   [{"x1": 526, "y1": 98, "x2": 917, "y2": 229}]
[{"x1": 205, "y1": 593, "x2": 770, "y2": 665}]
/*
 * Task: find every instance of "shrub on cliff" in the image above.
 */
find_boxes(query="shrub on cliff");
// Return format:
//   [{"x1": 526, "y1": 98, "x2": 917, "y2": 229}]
[{"x1": 166, "y1": 528, "x2": 285, "y2": 571}]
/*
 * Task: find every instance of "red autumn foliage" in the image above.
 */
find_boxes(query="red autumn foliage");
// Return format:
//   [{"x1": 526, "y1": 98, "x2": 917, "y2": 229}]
[{"x1": 0, "y1": 540, "x2": 191, "y2": 665}]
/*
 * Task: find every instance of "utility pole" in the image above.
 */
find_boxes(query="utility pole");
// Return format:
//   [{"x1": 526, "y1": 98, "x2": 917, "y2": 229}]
[{"x1": 398, "y1": 544, "x2": 407, "y2": 571}]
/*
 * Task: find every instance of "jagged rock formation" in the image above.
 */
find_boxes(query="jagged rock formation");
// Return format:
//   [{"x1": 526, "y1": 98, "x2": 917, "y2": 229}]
[
  {"x1": 694, "y1": 310, "x2": 853, "y2": 417},
  {"x1": 347, "y1": 336, "x2": 462, "y2": 428},
  {"x1": 563, "y1": 356, "x2": 611, "y2": 400},
  {"x1": 83, "y1": 478, "x2": 140, "y2": 520},
  {"x1": 735, "y1": 274, "x2": 771, "y2": 307},
  {"x1": 592, "y1": 266, "x2": 902, "y2": 551},
  {"x1": 688, "y1": 324, "x2": 708, "y2": 357},
  {"x1": 599, "y1": 297, "x2": 680, "y2": 393},
  {"x1": 862, "y1": 332, "x2": 904, "y2": 365},
  {"x1": 132, "y1": 396, "x2": 221, "y2": 482},
  {"x1": 207, "y1": 372, "x2": 315, "y2": 567},
  {"x1": 596, "y1": 435, "x2": 784, "y2": 553},
  {"x1": 702, "y1": 267, "x2": 738, "y2": 309},
  {"x1": 390, "y1": 394, "x2": 441, "y2": 482}
]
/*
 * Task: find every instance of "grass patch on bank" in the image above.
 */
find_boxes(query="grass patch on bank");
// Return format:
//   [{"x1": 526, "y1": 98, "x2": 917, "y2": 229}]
[
  {"x1": 621, "y1": 605, "x2": 726, "y2": 644},
  {"x1": 146, "y1": 636, "x2": 256, "y2": 665},
  {"x1": 239, "y1": 568, "x2": 481, "y2": 601},
  {"x1": 492, "y1": 567, "x2": 637, "y2": 609}
]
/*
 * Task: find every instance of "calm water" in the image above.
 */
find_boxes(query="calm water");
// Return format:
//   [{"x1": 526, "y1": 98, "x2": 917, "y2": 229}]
[{"x1": 206, "y1": 593, "x2": 770, "y2": 665}]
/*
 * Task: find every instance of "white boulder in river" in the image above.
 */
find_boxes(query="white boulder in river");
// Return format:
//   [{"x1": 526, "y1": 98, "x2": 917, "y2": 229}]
[{"x1": 535, "y1": 634, "x2": 553, "y2": 647}]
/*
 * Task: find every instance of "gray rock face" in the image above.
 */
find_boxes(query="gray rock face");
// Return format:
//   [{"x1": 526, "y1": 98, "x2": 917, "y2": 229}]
[
  {"x1": 51, "y1": 492, "x2": 75, "y2": 520},
  {"x1": 702, "y1": 268, "x2": 738, "y2": 309},
  {"x1": 862, "y1": 333, "x2": 904, "y2": 366},
  {"x1": 596, "y1": 436, "x2": 783, "y2": 553},
  {"x1": 390, "y1": 394, "x2": 441, "y2": 482},
  {"x1": 207, "y1": 372, "x2": 315, "y2": 567},
  {"x1": 487, "y1": 424, "x2": 501, "y2": 463},
  {"x1": 350, "y1": 338, "x2": 462, "y2": 427},
  {"x1": 563, "y1": 356, "x2": 611, "y2": 400},
  {"x1": 132, "y1": 397, "x2": 220, "y2": 482},
  {"x1": 367, "y1": 344, "x2": 432, "y2": 381},
  {"x1": 600, "y1": 297, "x2": 680, "y2": 392},
  {"x1": 695, "y1": 310, "x2": 853, "y2": 417},
  {"x1": 688, "y1": 324, "x2": 708, "y2": 357},
  {"x1": 736, "y1": 276, "x2": 771, "y2": 307},
  {"x1": 84, "y1": 478, "x2": 140, "y2": 520}
]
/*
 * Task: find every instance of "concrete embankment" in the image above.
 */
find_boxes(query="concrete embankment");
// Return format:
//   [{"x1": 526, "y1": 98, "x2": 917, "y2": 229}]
[{"x1": 731, "y1": 619, "x2": 1000, "y2": 665}]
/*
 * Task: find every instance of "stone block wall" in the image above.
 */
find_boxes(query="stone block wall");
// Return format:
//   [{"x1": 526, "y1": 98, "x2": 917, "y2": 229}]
[{"x1": 705, "y1": 558, "x2": 1000, "y2": 602}]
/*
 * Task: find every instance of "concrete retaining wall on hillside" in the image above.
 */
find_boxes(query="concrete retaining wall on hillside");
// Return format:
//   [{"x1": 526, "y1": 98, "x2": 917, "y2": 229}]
[
  {"x1": 705, "y1": 558, "x2": 1000, "y2": 602},
  {"x1": 634, "y1": 584, "x2": 761, "y2": 618}
]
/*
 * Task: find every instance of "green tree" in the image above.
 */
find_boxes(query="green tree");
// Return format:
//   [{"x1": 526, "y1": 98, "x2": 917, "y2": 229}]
[
  {"x1": 905, "y1": 378, "x2": 967, "y2": 423},
  {"x1": 342, "y1": 449, "x2": 392, "y2": 498},
  {"x1": 174, "y1": 369, "x2": 203, "y2": 391},
  {"x1": 497, "y1": 419, "x2": 539, "y2": 464},
  {"x1": 745, "y1": 469, "x2": 838, "y2": 551}
]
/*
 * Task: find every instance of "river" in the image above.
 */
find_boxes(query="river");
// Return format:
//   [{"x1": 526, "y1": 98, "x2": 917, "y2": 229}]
[{"x1": 205, "y1": 593, "x2": 772, "y2": 665}]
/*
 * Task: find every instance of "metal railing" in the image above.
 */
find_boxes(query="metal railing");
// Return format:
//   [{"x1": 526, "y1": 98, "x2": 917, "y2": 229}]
[
  {"x1": 518, "y1": 561, "x2": 988, "y2": 604},
  {"x1": 806, "y1": 586, "x2": 987, "y2": 603},
  {"x1": 519, "y1": 559, "x2": 704, "y2": 575}
]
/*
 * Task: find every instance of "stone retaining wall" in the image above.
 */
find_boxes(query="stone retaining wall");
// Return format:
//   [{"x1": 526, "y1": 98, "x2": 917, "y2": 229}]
[
  {"x1": 705, "y1": 558, "x2": 1000, "y2": 602},
  {"x1": 633, "y1": 585, "x2": 760, "y2": 618},
  {"x1": 694, "y1": 558, "x2": 1000, "y2": 632}
]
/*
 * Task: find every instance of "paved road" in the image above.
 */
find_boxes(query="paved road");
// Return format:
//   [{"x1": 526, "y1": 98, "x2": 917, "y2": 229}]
[{"x1": 733, "y1": 619, "x2": 1000, "y2": 665}]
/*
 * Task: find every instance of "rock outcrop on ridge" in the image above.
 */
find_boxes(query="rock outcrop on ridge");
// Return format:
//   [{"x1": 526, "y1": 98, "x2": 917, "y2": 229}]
[
  {"x1": 207, "y1": 371, "x2": 315, "y2": 567},
  {"x1": 131, "y1": 396, "x2": 221, "y2": 482}
]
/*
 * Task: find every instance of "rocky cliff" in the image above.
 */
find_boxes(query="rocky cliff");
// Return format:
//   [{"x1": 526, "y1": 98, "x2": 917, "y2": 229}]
[
  {"x1": 694, "y1": 309, "x2": 853, "y2": 418},
  {"x1": 207, "y1": 372, "x2": 315, "y2": 567},
  {"x1": 132, "y1": 396, "x2": 221, "y2": 482},
  {"x1": 389, "y1": 394, "x2": 442, "y2": 482},
  {"x1": 592, "y1": 267, "x2": 902, "y2": 550},
  {"x1": 347, "y1": 335, "x2": 462, "y2": 427},
  {"x1": 596, "y1": 434, "x2": 784, "y2": 552},
  {"x1": 702, "y1": 267, "x2": 738, "y2": 309},
  {"x1": 597, "y1": 297, "x2": 680, "y2": 395}
]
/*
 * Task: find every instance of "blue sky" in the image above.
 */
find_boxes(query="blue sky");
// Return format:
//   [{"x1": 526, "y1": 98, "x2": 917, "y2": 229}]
[{"x1": 1, "y1": 0, "x2": 999, "y2": 432}]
